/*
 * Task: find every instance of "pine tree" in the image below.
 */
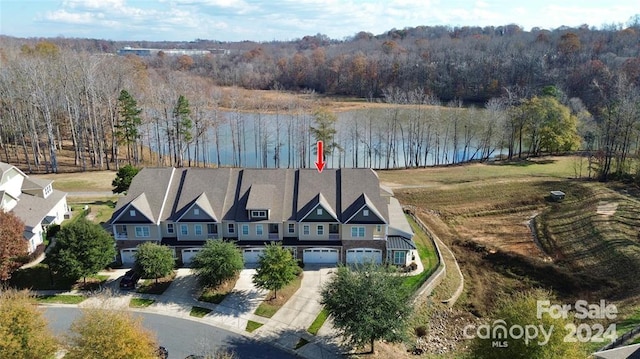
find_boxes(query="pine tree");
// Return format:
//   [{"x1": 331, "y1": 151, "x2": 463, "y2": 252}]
[{"x1": 116, "y1": 90, "x2": 142, "y2": 165}]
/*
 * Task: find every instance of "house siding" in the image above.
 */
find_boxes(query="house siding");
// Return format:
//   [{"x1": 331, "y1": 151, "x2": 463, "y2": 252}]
[
  {"x1": 348, "y1": 206, "x2": 385, "y2": 224},
  {"x1": 179, "y1": 205, "x2": 216, "y2": 222}
]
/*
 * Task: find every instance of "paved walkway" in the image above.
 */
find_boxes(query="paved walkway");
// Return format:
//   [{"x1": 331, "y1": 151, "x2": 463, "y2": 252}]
[{"x1": 37, "y1": 266, "x2": 344, "y2": 359}]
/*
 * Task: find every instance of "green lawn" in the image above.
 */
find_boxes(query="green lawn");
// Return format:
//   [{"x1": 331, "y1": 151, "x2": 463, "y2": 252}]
[
  {"x1": 36, "y1": 294, "x2": 86, "y2": 304},
  {"x1": 402, "y1": 215, "x2": 439, "y2": 293},
  {"x1": 307, "y1": 308, "x2": 329, "y2": 335},
  {"x1": 10, "y1": 264, "x2": 108, "y2": 291},
  {"x1": 190, "y1": 306, "x2": 212, "y2": 318},
  {"x1": 129, "y1": 298, "x2": 155, "y2": 308},
  {"x1": 378, "y1": 156, "x2": 579, "y2": 187},
  {"x1": 245, "y1": 320, "x2": 263, "y2": 333},
  {"x1": 254, "y1": 275, "x2": 302, "y2": 318}
]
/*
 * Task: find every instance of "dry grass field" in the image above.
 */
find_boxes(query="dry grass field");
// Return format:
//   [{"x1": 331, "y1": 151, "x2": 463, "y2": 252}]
[{"x1": 379, "y1": 156, "x2": 640, "y2": 331}]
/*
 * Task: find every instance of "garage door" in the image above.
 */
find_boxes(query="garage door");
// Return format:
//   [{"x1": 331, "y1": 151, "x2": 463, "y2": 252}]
[
  {"x1": 243, "y1": 248, "x2": 266, "y2": 263},
  {"x1": 182, "y1": 248, "x2": 203, "y2": 266},
  {"x1": 346, "y1": 248, "x2": 382, "y2": 264},
  {"x1": 120, "y1": 248, "x2": 138, "y2": 265},
  {"x1": 303, "y1": 248, "x2": 339, "y2": 264}
]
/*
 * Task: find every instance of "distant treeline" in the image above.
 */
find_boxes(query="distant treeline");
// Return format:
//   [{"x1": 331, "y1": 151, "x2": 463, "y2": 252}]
[{"x1": 0, "y1": 19, "x2": 639, "y2": 181}]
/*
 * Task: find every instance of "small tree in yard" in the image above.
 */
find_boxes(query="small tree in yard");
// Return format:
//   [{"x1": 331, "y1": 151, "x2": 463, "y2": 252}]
[
  {"x1": 134, "y1": 242, "x2": 175, "y2": 284},
  {"x1": 0, "y1": 211, "x2": 28, "y2": 281},
  {"x1": 0, "y1": 289, "x2": 58, "y2": 358},
  {"x1": 253, "y1": 242, "x2": 299, "y2": 300},
  {"x1": 191, "y1": 240, "x2": 243, "y2": 287},
  {"x1": 320, "y1": 264, "x2": 412, "y2": 353},
  {"x1": 112, "y1": 164, "x2": 140, "y2": 194},
  {"x1": 47, "y1": 218, "x2": 116, "y2": 284},
  {"x1": 65, "y1": 307, "x2": 158, "y2": 359}
]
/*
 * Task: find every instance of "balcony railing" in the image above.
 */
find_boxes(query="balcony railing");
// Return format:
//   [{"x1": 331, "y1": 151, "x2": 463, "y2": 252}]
[
  {"x1": 268, "y1": 233, "x2": 279, "y2": 240},
  {"x1": 114, "y1": 232, "x2": 128, "y2": 240},
  {"x1": 329, "y1": 234, "x2": 340, "y2": 240}
]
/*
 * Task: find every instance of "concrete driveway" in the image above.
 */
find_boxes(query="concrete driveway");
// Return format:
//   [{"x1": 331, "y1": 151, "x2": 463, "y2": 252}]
[
  {"x1": 256, "y1": 265, "x2": 334, "y2": 331},
  {"x1": 208, "y1": 268, "x2": 268, "y2": 330}
]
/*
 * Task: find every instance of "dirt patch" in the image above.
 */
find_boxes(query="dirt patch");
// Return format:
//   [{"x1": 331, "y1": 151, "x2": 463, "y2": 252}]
[
  {"x1": 597, "y1": 201, "x2": 618, "y2": 216},
  {"x1": 456, "y1": 211, "x2": 548, "y2": 260}
]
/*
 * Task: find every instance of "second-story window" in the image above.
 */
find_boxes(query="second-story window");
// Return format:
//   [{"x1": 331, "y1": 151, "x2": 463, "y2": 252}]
[
  {"x1": 288, "y1": 223, "x2": 295, "y2": 233},
  {"x1": 242, "y1": 225, "x2": 249, "y2": 236},
  {"x1": 303, "y1": 225, "x2": 310, "y2": 235},
  {"x1": 228, "y1": 223, "x2": 235, "y2": 234},
  {"x1": 135, "y1": 226, "x2": 150, "y2": 238},
  {"x1": 195, "y1": 225, "x2": 202, "y2": 235},
  {"x1": 351, "y1": 226, "x2": 365, "y2": 237},
  {"x1": 167, "y1": 223, "x2": 174, "y2": 234},
  {"x1": 207, "y1": 224, "x2": 216, "y2": 234},
  {"x1": 256, "y1": 224, "x2": 263, "y2": 236},
  {"x1": 180, "y1": 224, "x2": 188, "y2": 236},
  {"x1": 317, "y1": 225, "x2": 324, "y2": 235}
]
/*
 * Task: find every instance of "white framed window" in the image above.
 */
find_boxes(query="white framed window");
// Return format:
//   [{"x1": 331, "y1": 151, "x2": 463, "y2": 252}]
[
  {"x1": 303, "y1": 225, "x2": 310, "y2": 235},
  {"x1": 288, "y1": 223, "x2": 295, "y2": 233},
  {"x1": 256, "y1": 224, "x2": 263, "y2": 236},
  {"x1": 129, "y1": 209, "x2": 136, "y2": 217},
  {"x1": 363, "y1": 209, "x2": 369, "y2": 216},
  {"x1": 180, "y1": 224, "x2": 188, "y2": 236},
  {"x1": 242, "y1": 224, "x2": 249, "y2": 236},
  {"x1": 194, "y1": 208, "x2": 200, "y2": 215},
  {"x1": 317, "y1": 208, "x2": 323, "y2": 215},
  {"x1": 167, "y1": 223, "x2": 174, "y2": 234},
  {"x1": 195, "y1": 224, "x2": 202, "y2": 235},
  {"x1": 351, "y1": 226, "x2": 365, "y2": 237},
  {"x1": 251, "y1": 210, "x2": 267, "y2": 218},
  {"x1": 207, "y1": 224, "x2": 216, "y2": 234},
  {"x1": 135, "y1": 226, "x2": 150, "y2": 238},
  {"x1": 228, "y1": 223, "x2": 235, "y2": 234},
  {"x1": 317, "y1": 225, "x2": 324, "y2": 235},
  {"x1": 394, "y1": 251, "x2": 406, "y2": 265}
]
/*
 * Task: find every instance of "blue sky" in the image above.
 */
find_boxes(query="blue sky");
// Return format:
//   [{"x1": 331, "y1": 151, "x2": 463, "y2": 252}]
[{"x1": 0, "y1": 0, "x2": 638, "y2": 42}]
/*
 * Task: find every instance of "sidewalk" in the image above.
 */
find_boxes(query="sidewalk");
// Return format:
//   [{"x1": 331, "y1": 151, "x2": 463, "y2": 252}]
[{"x1": 36, "y1": 266, "x2": 345, "y2": 359}]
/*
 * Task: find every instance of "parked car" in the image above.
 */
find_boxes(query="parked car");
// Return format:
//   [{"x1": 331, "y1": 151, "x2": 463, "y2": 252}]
[
  {"x1": 119, "y1": 269, "x2": 141, "y2": 289},
  {"x1": 156, "y1": 346, "x2": 168, "y2": 359}
]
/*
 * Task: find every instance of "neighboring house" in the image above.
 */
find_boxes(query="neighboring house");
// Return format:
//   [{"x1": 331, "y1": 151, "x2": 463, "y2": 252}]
[
  {"x1": 109, "y1": 167, "x2": 416, "y2": 267},
  {"x1": 0, "y1": 162, "x2": 69, "y2": 253}
]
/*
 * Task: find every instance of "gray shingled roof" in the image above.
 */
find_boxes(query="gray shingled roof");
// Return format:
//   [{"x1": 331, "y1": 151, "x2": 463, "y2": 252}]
[
  {"x1": 110, "y1": 167, "x2": 392, "y2": 226},
  {"x1": 340, "y1": 168, "x2": 388, "y2": 222},
  {"x1": 21, "y1": 177, "x2": 52, "y2": 190},
  {"x1": 112, "y1": 167, "x2": 176, "y2": 224},
  {"x1": 11, "y1": 190, "x2": 66, "y2": 231},
  {"x1": 298, "y1": 192, "x2": 339, "y2": 221},
  {"x1": 246, "y1": 184, "x2": 275, "y2": 210},
  {"x1": 233, "y1": 169, "x2": 294, "y2": 222},
  {"x1": 296, "y1": 169, "x2": 339, "y2": 220},
  {"x1": 167, "y1": 168, "x2": 232, "y2": 221}
]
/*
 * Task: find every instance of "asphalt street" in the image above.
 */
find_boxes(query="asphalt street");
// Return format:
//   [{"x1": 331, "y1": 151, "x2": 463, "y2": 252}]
[{"x1": 43, "y1": 307, "x2": 296, "y2": 359}]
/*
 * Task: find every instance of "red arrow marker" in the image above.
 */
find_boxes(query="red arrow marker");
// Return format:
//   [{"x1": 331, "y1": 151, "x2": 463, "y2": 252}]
[{"x1": 315, "y1": 140, "x2": 325, "y2": 173}]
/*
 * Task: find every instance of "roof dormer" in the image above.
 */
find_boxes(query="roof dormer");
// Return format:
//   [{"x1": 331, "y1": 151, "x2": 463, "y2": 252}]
[{"x1": 246, "y1": 184, "x2": 274, "y2": 220}]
